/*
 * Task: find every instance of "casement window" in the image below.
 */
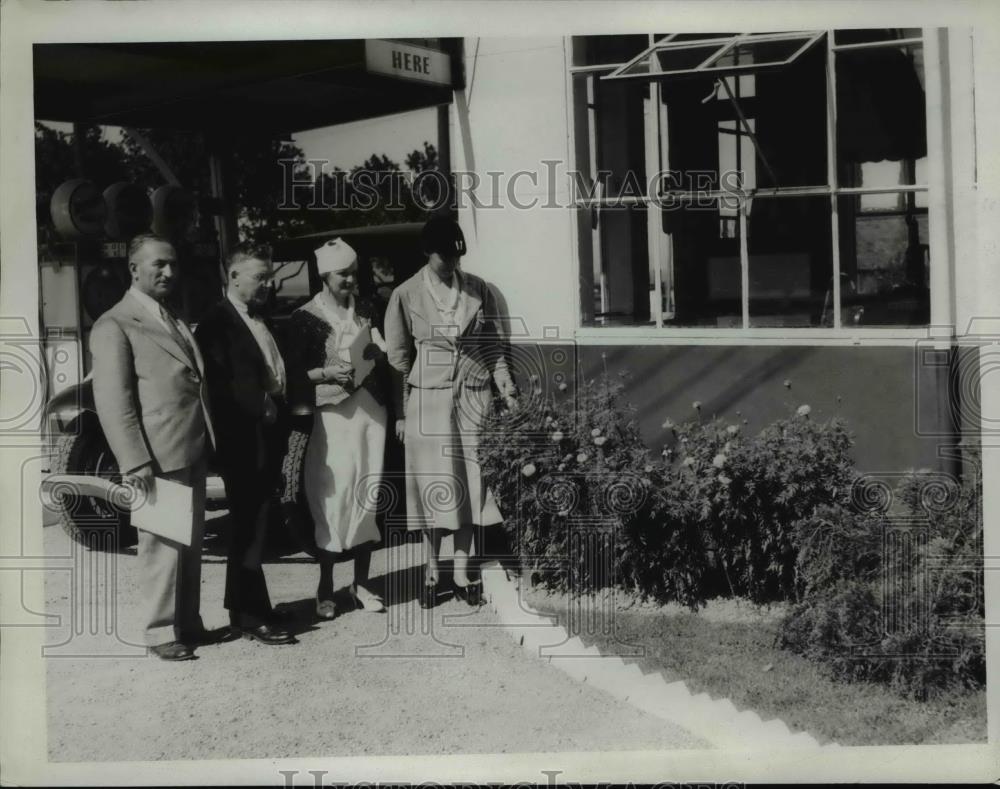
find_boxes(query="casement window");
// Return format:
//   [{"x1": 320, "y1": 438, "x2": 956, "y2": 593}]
[{"x1": 569, "y1": 30, "x2": 932, "y2": 333}]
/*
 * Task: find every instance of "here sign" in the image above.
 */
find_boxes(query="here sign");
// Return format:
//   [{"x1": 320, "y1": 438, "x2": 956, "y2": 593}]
[{"x1": 365, "y1": 40, "x2": 451, "y2": 87}]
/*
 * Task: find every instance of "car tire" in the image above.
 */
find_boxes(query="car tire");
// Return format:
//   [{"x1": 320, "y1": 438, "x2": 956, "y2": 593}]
[{"x1": 50, "y1": 412, "x2": 137, "y2": 551}]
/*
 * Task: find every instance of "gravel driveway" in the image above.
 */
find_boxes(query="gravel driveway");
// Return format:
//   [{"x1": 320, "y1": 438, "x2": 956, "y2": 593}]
[{"x1": 44, "y1": 513, "x2": 705, "y2": 762}]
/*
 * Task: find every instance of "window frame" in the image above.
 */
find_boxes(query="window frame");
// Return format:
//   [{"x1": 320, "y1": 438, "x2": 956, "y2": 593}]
[{"x1": 565, "y1": 29, "x2": 949, "y2": 344}]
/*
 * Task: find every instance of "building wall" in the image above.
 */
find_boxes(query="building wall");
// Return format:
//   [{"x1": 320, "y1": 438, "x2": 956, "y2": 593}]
[
  {"x1": 450, "y1": 37, "x2": 577, "y2": 337},
  {"x1": 447, "y1": 33, "x2": 982, "y2": 474}
]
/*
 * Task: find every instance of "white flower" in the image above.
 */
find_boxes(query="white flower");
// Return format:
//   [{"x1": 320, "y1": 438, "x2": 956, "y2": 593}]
[
  {"x1": 682, "y1": 456, "x2": 695, "y2": 467},
  {"x1": 783, "y1": 379, "x2": 792, "y2": 388},
  {"x1": 563, "y1": 453, "x2": 574, "y2": 462},
  {"x1": 718, "y1": 474, "x2": 732, "y2": 485},
  {"x1": 545, "y1": 416, "x2": 554, "y2": 425},
  {"x1": 727, "y1": 424, "x2": 740, "y2": 435},
  {"x1": 557, "y1": 463, "x2": 565, "y2": 471},
  {"x1": 593, "y1": 436, "x2": 607, "y2": 447},
  {"x1": 551, "y1": 431, "x2": 564, "y2": 442},
  {"x1": 712, "y1": 454, "x2": 727, "y2": 468},
  {"x1": 661, "y1": 418, "x2": 675, "y2": 430},
  {"x1": 797, "y1": 404, "x2": 812, "y2": 417},
  {"x1": 558, "y1": 382, "x2": 568, "y2": 392},
  {"x1": 591, "y1": 427, "x2": 602, "y2": 437},
  {"x1": 692, "y1": 401, "x2": 702, "y2": 411},
  {"x1": 644, "y1": 464, "x2": 654, "y2": 473},
  {"x1": 558, "y1": 509, "x2": 570, "y2": 517},
  {"x1": 522, "y1": 463, "x2": 536, "y2": 478},
  {"x1": 576, "y1": 452, "x2": 589, "y2": 463}
]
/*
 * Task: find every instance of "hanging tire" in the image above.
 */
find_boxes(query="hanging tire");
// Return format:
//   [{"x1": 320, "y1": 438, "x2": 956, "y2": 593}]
[{"x1": 50, "y1": 412, "x2": 137, "y2": 551}]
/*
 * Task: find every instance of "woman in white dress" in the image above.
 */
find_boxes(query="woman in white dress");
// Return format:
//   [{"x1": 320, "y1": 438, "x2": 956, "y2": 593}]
[{"x1": 287, "y1": 238, "x2": 390, "y2": 619}]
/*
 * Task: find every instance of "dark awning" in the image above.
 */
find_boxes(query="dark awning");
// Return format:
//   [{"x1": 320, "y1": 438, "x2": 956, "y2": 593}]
[{"x1": 33, "y1": 39, "x2": 458, "y2": 134}]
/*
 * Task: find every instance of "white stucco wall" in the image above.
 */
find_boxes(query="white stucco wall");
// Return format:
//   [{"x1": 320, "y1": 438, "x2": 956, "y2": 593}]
[{"x1": 449, "y1": 37, "x2": 578, "y2": 342}]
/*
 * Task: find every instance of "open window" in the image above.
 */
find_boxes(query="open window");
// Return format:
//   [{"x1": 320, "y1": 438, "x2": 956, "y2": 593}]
[{"x1": 571, "y1": 30, "x2": 930, "y2": 330}]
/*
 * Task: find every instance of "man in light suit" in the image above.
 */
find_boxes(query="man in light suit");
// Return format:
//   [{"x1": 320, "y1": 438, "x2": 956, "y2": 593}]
[
  {"x1": 90, "y1": 233, "x2": 216, "y2": 661},
  {"x1": 194, "y1": 243, "x2": 295, "y2": 645}
]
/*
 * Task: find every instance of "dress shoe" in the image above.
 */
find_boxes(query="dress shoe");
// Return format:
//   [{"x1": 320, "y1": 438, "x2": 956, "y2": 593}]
[
  {"x1": 181, "y1": 627, "x2": 238, "y2": 647},
  {"x1": 419, "y1": 580, "x2": 439, "y2": 610},
  {"x1": 316, "y1": 598, "x2": 337, "y2": 620},
  {"x1": 149, "y1": 641, "x2": 195, "y2": 661},
  {"x1": 452, "y1": 580, "x2": 483, "y2": 607},
  {"x1": 268, "y1": 607, "x2": 296, "y2": 626},
  {"x1": 239, "y1": 623, "x2": 296, "y2": 645}
]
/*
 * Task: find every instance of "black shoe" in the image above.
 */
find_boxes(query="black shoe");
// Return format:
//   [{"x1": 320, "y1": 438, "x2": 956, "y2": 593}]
[
  {"x1": 239, "y1": 623, "x2": 296, "y2": 645},
  {"x1": 268, "y1": 607, "x2": 296, "y2": 626},
  {"x1": 180, "y1": 626, "x2": 238, "y2": 648},
  {"x1": 149, "y1": 641, "x2": 196, "y2": 661},
  {"x1": 420, "y1": 580, "x2": 439, "y2": 610},
  {"x1": 452, "y1": 580, "x2": 483, "y2": 607}
]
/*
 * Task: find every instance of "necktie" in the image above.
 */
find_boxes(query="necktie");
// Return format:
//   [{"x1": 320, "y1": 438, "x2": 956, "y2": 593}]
[{"x1": 159, "y1": 305, "x2": 198, "y2": 370}]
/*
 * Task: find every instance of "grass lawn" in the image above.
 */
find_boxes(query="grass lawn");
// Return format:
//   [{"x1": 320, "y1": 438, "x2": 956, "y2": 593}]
[{"x1": 523, "y1": 587, "x2": 986, "y2": 747}]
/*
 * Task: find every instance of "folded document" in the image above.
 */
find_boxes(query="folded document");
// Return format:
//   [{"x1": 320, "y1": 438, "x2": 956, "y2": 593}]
[{"x1": 129, "y1": 477, "x2": 193, "y2": 546}]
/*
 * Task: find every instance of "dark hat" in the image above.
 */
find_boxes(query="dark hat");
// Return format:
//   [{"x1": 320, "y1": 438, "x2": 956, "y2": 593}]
[{"x1": 421, "y1": 216, "x2": 466, "y2": 257}]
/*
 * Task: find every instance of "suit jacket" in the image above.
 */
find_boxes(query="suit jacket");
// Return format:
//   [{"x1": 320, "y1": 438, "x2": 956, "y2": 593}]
[
  {"x1": 90, "y1": 290, "x2": 214, "y2": 475},
  {"x1": 194, "y1": 298, "x2": 286, "y2": 476},
  {"x1": 286, "y1": 294, "x2": 392, "y2": 415},
  {"x1": 383, "y1": 265, "x2": 514, "y2": 414}
]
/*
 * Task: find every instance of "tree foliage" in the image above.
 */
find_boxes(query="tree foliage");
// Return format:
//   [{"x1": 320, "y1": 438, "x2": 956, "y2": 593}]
[{"x1": 35, "y1": 122, "x2": 439, "y2": 245}]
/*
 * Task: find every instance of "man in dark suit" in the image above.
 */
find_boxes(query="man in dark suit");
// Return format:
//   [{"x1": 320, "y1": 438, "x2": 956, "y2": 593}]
[
  {"x1": 195, "y1": 243, "x2": 295, "y2": 645},
  {"x1": 91, "y1": 233, "x2": 217, "y2": 661}
]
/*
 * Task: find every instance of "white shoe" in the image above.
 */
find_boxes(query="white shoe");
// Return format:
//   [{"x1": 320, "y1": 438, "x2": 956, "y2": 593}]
[{"x1": 353, "y1": 586, "x2": 386, "y2": 613}]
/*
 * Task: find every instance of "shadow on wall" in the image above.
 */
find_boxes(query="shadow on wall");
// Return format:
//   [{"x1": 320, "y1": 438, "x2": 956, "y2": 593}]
[{"x1": 575, "y1": 344, "x2": 954, "y2": 474}]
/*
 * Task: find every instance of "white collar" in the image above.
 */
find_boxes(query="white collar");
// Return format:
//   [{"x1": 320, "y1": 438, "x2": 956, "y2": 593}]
[
  {"x1": 422, "y1": 265, "x2": 462, "y2": 311},
  {"x1": 129, "y1": 286, "x2": 168, "y2": 319},
  {"x1": 227, "y1": 291, "x2": 255, "y2": 317},
  {"x1": 316, "y1": 289, "x2": 356, "y2": 326}
]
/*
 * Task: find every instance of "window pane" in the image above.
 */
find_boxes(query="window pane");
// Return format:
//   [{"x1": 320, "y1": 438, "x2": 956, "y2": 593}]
[
  {"x1": 585, "y1": 207, "x2": 651, "y2": 327},
  {"x1": 834, "y1": 28, "x2": 923, "y2": 45},
  {"x1": 747, "y1": 197, "x2": 833, "y2": 327},
  {"x1": 705, "y1": 36, "x2": 815, "y2": 71},
  {"x1": 837, "y1": 194, "x2": 930, "y2": 326},
  {"x1": 660, "y1": 40, "x2": 827, "y2": 189},
  {"x1": 652, "y1": 44, "x2": 728, "y2": 74},
  {"x1": 658, "y1": 199, "x2": 743, "y2": 327},
  {"x1": 657, "y1": 33, "x2": 738, "y2": 42},
  {"x1": 576, "y1": 35, "x2": 650, "y2": 67},
  {"x1": 595, "y1": 77, "x2": 648, "y2": 195},
  {"x1": 836, "y1": 43, "x2": 926, "y2": 187}
]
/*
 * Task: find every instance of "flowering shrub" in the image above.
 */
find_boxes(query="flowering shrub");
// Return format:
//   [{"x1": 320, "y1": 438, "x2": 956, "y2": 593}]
[
  {"x1": 481, "y1": 372, "x2": 856, "y2": 607},
  {"x1": 779, "y1": 459, "x2": 985, "y2": 698},
  {"x1": 480, "y1": 371, "x2": 665, "y2": 597},
  {"x1": 660, "y1": 411, "x2": 856, "y2": 603}
]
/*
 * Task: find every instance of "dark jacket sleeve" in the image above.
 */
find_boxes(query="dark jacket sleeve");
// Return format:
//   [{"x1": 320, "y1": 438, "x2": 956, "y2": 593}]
[
  {"x1": 285, "y1": 309, "x2": 315, "y2": 416},
  {"x1": 194, "y1": 307, "x2": 267, "y2": 421}
]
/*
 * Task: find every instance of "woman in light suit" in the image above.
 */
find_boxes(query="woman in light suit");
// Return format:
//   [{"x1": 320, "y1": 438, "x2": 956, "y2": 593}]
[{"x1": 384, "y1": 217, "x2": 517, "y2": 608}]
